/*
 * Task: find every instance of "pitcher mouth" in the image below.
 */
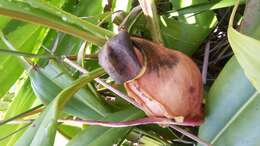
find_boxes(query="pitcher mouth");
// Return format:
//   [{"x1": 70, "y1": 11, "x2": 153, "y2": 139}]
[
  {"x1": 125, "y1": 45, "x2": 147, "y2": 82},
  {"x1": 98, "y1": 31, "x2": 143, "y2": 84}
]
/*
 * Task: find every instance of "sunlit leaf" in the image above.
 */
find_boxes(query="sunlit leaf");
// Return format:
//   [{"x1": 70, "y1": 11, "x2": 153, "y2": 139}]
[
  {"x1": 0, "y1": 78, "x2": 36, "y2": 146},
  {"x1": 168, "y1": 0, "x2": 246, "y2": 16},
  {"x1": 0, "y1": 21, "x2": 48, "y2": 98},
  {"x1": 228, "y1": 1, "x2": 260, "y2": 91},
  {"x1": 162, "y1": 0, "x2": 217, "y2": 55},
  {"x1": 0, "y1": 0, "x2": 114, "y2": 46}
]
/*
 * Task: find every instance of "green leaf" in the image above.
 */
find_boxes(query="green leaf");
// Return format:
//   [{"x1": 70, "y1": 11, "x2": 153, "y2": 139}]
[
  {"x1": 58, "y1": 125, "x2": 82, "y2": 139},
  {"x1": 30, "y1": 62, "x2": 111, "y2": 119},
  {"x1": 211, "y1": 92, "x2": 260, "y2": 146},
  {"x1": 170, "y1": 0, "x2": 215, "y2": 25},
  {"x1": 0, "y1": 0, "x2": 114, "y2": 46},
  {"x1": 198, "y1": 1, "x2": 260, "y2": 145},
  {"x1": 54, "y1": 0, "x2": 104, "y2": 56},
  {"x1": 227, "y1": 2, "x2": 260, "y2": 91},
  {"x1": 68, "y1": 0, "x2": 103, "y2": 17},
  {"x1": 161, "y1": 16, "x2": 216, "y2": 55},
  {"x1": 198, "y1": 58, "x2": 256, "y2": 143},
  {"x1": 0, "y1": 20, "x2": 48, "y2": 98},
  {"x1": 67, "y1": 108, "x2": 144, "y2": 146},
  {"x1": 0, "y1": 1, "x2": 68, "y2": 145},
  {"x1": 0, "y1": 78, "x2": 36, "y2": 146},
  {"x1": 228, "y1": 29, "x2": 260, "y2": 90},
  {"x1": 162, "y1": 0, "x2": 217, "y2": 55},
  {"x1": 4, "y1": 78, "x2": 36, "y2": 119},
  {"x1": 15, "y1": 68, "x2": 105, "y2": 146},
  {"x1": 168, "y1": 0, "x2": 246, "y2": 16}
]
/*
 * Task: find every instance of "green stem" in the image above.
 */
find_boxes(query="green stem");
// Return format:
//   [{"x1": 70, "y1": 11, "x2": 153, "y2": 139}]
[
  {"x1": 0, "y1": 31, "x2": 34, "y2": 69},
  {"x1": 0, "y1": 49, "x2": 56, "y2": 59}
]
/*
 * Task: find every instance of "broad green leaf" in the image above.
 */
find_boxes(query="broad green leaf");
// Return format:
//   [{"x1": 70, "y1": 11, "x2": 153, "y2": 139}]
[
  {"x1": 228, "y1": 29, "x2": 260, "y2": 91},
  {"x1": 15, "y1": 68, "x2": 105, "y2": 146},
  {"x1": 168, "y1": 0, "x2": 246, "y2": 16},
  {"x1": 198, "y1": 58, "x2": 256, "y2": 143},
  {"x1": 160, "y1": 16, "x2": 216, "y2": 55},
  {"x1": 0, "y1": 78, "x2": 36, "y2": 146},
  {"x1": 0, "y1": 0, "x2": 114, "y2": 46},
  {"x1": 198, "y1": 1, "x2": 260, "y2": 145},
  {"x1": 161, "y1": 0, "x2": 217, "y2": 55},
  {"x1": 211, "y1": 93, "x2": 260, "y2": 146},
  {"x1": 30, "y1": 62, "x2": 111, "y2": 119},
  {"x1": 227, "y1": 2, "x2": 260, "y2": 91},
  {"x1": 67, "y1": 108, "x2": 144, "y2": 146},
  {"x1": 170, "y1": 0, "x2": 215, "y2": 25}
]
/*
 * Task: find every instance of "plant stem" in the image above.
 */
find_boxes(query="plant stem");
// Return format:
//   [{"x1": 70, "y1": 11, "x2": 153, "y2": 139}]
[
  {"x1": 202, "y1": 42, "x2": 210, "y2": 84},
  {"x1": 138, "y1": 0, "x2": 163, "y2": 44},
  {"x1": 0, "y1": 47, "x2": 97, "y2": 61},
  {"x1": 0, "y1": 31, "x2": 32, "y2": 69},
  {"x1": 67, "y1": 54, "x2": 98, "y2": 60},
  {"x1": 0, "y1": 116, "x2": 204, "y2": 129},
  {"x1": 3, "y1": 116, "x2": 210, "y2": 146},
  {"x1": 59, "y1": 117, "x2": 183, "y2": 127}
]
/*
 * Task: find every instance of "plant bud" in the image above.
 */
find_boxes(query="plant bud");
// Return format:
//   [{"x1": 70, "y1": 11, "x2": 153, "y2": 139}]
[{"x1": 99, "y1": 31, "x2": 204, "y2": 126}]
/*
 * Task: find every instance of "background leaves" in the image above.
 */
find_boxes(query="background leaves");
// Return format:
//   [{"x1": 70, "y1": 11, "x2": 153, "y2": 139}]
[
  {"x1": 15, "y1": 68, "x2": 105, "y2": 146},
  {"x1": 0, "y1": 0, "x2": 259, "y2": 146},
  {"x1": 198, "y1": 0, "x2": 260, "y2": 145}
]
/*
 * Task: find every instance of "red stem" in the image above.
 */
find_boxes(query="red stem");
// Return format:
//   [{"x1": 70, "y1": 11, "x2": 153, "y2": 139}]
[{"x1": 59, "y1": 117, "x2": 198, "y2": 127}]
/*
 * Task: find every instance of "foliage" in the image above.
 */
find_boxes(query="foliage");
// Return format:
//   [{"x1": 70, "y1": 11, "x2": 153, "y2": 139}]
[{"x1": 0, "y1": 0, "x2": 259, "y2": 146}]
